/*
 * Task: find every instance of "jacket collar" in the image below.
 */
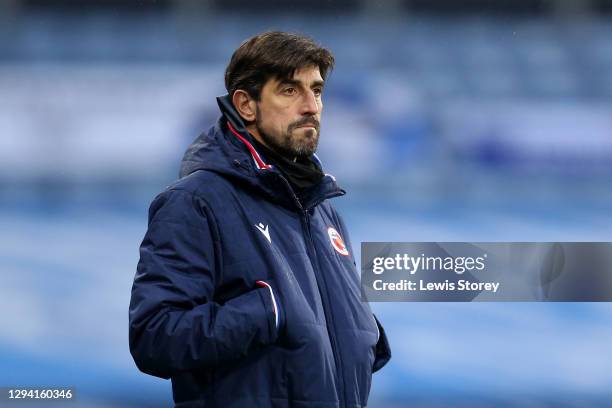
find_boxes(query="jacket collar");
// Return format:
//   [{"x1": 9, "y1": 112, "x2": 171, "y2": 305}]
[{"x1": 181, "y1": 94, "x2": 345, "y2": 211}]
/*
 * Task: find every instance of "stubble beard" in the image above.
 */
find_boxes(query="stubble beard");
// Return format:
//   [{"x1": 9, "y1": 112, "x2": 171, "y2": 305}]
[{"x1": 255, "y1": 106, "x2": 320, "y2": 160}]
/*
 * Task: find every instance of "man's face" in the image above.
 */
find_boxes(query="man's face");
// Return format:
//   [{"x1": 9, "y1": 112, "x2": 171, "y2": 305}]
[{"x1": 254, "y1": 65, "x2": 324, "y2": 159}]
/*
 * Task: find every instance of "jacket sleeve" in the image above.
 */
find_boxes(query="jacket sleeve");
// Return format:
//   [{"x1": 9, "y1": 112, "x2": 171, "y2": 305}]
[
  {"x1": 372, "y1": 314, "x2": 391, "y2": 372},
  {"x1": 129, "y1": 188, "x2": 278, "y2": 379}
]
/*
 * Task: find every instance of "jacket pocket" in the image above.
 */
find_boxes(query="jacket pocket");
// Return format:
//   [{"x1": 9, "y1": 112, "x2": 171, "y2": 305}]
[{"x1": 255, "y1": 278, "x2": 286, "y2": 340}]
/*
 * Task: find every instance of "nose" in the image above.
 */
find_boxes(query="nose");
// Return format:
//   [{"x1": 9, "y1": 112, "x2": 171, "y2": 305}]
[{"x1": 300, "y1": 90, "x2": 320, "y2": 115}]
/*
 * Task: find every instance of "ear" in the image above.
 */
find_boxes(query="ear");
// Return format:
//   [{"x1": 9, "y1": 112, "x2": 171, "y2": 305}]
[{"x1": 232, "y1": 90, "x2": 257, "y2": 123}]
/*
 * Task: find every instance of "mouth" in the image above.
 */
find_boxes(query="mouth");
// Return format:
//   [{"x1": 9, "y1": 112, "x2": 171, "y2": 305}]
[
  {"x1": 295, "y1": 123, "x2": 318, "y2": 130},
  {"x1": 292, "y1": 118, "x2": 319, "y2": 131}
]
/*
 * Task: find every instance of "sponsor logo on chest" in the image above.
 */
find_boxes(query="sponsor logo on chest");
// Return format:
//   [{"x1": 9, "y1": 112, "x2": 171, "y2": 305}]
[
  {"x1": 327, "y1": 227, "x2": 349, "y2": 256},
  {"x1": 255, "y1": 223, "x2": 271, "y2": 243}
]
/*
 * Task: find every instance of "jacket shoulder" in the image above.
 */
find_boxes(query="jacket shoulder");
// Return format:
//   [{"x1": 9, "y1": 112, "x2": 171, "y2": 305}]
[
  {"x1": 165, "y1": 169, "x2": 234, "y2": 202},
  {"x1": 317, "y1": 199, "x2": 342, "y2": 222},
  {"x1": 145, "y1": 170, "x2": 233, "y2": 226}
]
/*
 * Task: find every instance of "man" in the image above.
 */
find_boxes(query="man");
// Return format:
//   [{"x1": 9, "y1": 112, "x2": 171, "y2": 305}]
[{"x1": 129, "y1": 31, "x2": 391, "y2": 408}]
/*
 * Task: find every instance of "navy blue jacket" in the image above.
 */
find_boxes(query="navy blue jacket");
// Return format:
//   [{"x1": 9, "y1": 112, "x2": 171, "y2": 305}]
[{"x1": 129, "y1": 95, "x2": 391, "y2": 407}]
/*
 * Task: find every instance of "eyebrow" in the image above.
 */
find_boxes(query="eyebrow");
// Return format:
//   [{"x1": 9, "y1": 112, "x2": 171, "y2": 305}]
[{"x1": 277, "y1": 79, "x2": 325, "y2": 89}]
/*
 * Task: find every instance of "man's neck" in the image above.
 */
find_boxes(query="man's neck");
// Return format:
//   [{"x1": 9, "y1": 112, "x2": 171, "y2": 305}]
[
  {"x1": 245, "y1": 123, "x2": 265, "y2": 147},
  {"x1": 246, "y1": 123, "x2": 297, "y2": 162}
]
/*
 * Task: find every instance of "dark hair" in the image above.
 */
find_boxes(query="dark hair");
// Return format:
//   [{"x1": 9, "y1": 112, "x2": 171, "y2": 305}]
[{"x1": 225, "y1": 31, "x2": 335, "y2": 100}]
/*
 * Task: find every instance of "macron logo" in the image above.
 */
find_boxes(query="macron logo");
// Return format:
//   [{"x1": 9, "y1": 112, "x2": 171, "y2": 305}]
[{"x1": 255, "y1": 223, "x2": 271, "y2": 243}]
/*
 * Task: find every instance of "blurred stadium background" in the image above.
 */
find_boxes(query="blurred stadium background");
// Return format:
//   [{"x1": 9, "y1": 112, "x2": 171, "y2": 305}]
[{"x1": 2, "y1": 0, "x2": 612, "y2": 407}]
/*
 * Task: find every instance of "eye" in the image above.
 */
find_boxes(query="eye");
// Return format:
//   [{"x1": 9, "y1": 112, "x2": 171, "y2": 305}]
[
  {"x1": 283, "y1": 87, "x2": 296, "y2": 96},
  {"x1": 313, "y1": 87, "x2": 323, "y2": 97}
]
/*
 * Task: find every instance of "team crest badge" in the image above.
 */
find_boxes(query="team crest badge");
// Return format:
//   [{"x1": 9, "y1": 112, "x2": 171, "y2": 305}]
[{"x1": 327, "y1": 227, "x2": 349, "y2": 256}]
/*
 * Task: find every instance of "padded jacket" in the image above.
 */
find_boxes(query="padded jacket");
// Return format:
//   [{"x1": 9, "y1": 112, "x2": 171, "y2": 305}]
[{"x1": 129, "y1": 94, "x2": 391, "y2": 407}]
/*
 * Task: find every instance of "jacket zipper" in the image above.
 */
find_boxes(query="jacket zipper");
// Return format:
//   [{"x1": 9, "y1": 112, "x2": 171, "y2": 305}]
[
  {"x1": 302, "y1": 210, "x2": 346, "y2": 408},
  {"x1": 273, "y1": 173, "x2": 347, "y2": 408}
]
